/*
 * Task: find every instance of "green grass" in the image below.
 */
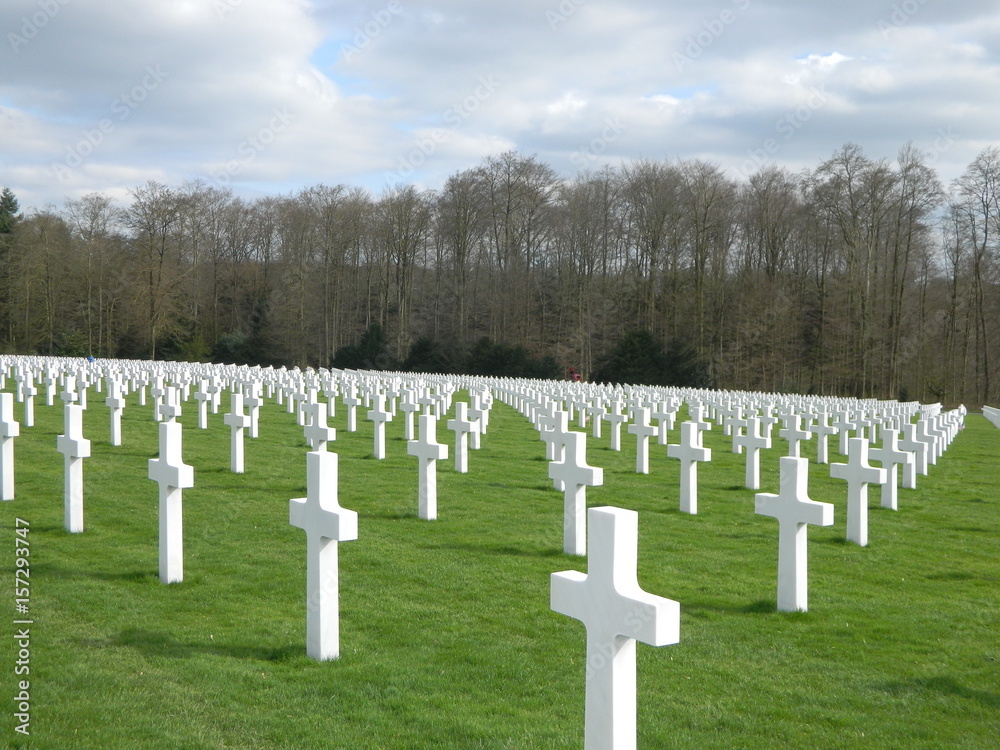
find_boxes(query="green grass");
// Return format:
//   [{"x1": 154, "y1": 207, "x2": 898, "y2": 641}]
[{"x1": 1, "y1": 386, "x2": 997, "y2": 749}]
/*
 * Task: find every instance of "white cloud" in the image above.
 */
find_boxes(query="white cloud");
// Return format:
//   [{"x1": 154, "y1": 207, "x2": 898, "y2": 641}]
[{"x1": 0, "y1": 0, "x2": 998, "y2": 208}]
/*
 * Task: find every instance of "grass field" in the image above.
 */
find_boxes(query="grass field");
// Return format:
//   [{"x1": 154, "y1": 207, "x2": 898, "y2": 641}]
[{"x1": 0, "y1": 384, "x2": 997, "y2": 749}]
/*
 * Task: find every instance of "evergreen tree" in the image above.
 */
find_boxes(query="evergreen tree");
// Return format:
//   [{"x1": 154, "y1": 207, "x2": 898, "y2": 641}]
[{"x1": 0, "y1": 187, "x2": 18, "y2": 234}]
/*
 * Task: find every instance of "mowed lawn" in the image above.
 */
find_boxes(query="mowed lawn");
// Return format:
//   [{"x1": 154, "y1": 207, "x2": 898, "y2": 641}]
[{"x1": 1, "y1": 384, "x2": 998, "y2": 749}]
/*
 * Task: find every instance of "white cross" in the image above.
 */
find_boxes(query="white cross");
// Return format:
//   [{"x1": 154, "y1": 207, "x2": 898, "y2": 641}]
[
  {"x1": 366, "y1": 393, "x2": 392, "y2": 460},
  {"x1": 758, "y1": 405, "x2": 778, "y2": 440},
  {"x1": 586, "y1": 398, "x2": 606, "y2": 439},
  {"x1": 0, "y1": 392, "x2": 20, "y2": 501},
  {"x1": 244, "y1": 382, "x2": 264, "y2": 438},
  {"x1": 158, "y1": 386, "x2": 181, "y2": 423},
  {"x1": 105, "y1": 378, "x2": 126, "y2": 446},
  {"x1": 830, "y1": 437, "x2": 886, "y2": 547},
  {"x1": 868, "y1": 430, "x2": 914, "y2": 511},
  {"x1": 75, "y1": 373, "x2": 89, "y2": 409},
  {"x1": 423, "y1": 388, "x2": 447, "y2": 417},
  {"x1": 19, "y1": 375, "x2": 36, "y2": 428},
  {"x1": 626, "y1": 407, "x2": 658, "y2": 475},
  {"x1": 43, "y1": 372, "x2": 57, "y2": 406},
  {"x1": 898, "y1": 424, "x2": 927, "y2": 487},
  {"x1": 916, "y1": 419, "x2": 941, "y2": 464},
  {"x1": 148, "y1": 420, "x2": 194, "y2": 583},
  {"x1": 832, "y1": 412, "x2": 855, "y2": 455},
  {"x1": 446, "y1": 401, "x2": 477, "y2": 474},
  {"x1": 540, "y1": 407, "x2": 570, "y2": 466},
  {"x1": 57, "y1": 404, "x2": 91, "y2": 533},
  {"x1": 304, "y1": 401, "x2": 336, "y2": 451},
  {"x1": 399, "y1": 390, "x2": 420, "y2": 441},
  {"x1": 292, "y1": 389, "x2": 311, "y2": 427},
  {"x1": 342, "y1": 386, "x2": 362, "y2": 432},
  {"x1": 407, "y1": 414, "x2": 448, "y2": 520},
  {"x1": 223, "y1": 392, "x2": 251, "y2": 473},
  {"x1": 468, "y1": 393, "x2": 488, "y2": 449},
  {"x1": 551, "y1": 506, "x2": 680, "y2": 750},
  {"x1": 603, "y1": 400, "x2": 628, "y2": 452},
  {"x1": 687, "y1": 402, "x2": 712, "y2": 441},
  {"x1": 755, "y1": 456, "x2": 834, "y2": 611},
  {"x1": 650, "y1": 400, "x2": 677, "y2": 445},
  {"x1": 808, "y1": 413, "x2": 837, "y2": 464},
  {"x1": 60, "y1": 379, "x2": 78, "y2": 405},
  {"x1": 726, "y1": 406, "x2": 747, "y2": 452},
  {"x1": 667, "y1": 421, "x2": 711, "y2": 514},
  {"x1": 206, "y1": 379, "x2": 222, "y2": 414},
  {"x1": 549, "y1": 430, "x2": 603, "y2": 556},
  {"x1": 779, "y1": 414, "x2": 812, "y2": 458},
  {"x1": 289, "y1": 450, "x2": 358, "y2": 661},
  {"x1": 733, "y1": 416, "x2": 771, "y2": 490},
  {"x1": 150, "y1": 376, "x2": 166, "y2": 422},
  {"x1": 194, "y1": 381, "x2": 211, "y2": 430}
]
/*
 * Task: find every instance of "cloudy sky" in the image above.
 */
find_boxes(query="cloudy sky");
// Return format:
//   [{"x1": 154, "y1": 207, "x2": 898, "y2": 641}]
[{"x1": 2, "y1": 0, "x2": 998, "y2": 210}]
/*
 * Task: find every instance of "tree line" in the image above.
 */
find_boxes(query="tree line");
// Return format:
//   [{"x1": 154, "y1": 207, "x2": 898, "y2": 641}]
[{"x1": 0, "y1": 142, "x2": 997, "y2": 405}]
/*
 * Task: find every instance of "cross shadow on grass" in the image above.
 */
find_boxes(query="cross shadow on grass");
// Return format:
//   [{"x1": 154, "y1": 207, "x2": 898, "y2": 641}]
[
  {"x1": 91, "y1": 628, "x2": 302, "y2": 663},
  {"x1": 418, "y1": 541, "x2": 565, "y2": 559},
  {"x1": 33, "y1": 563, "x2": 160, "y2": 584},
  {"x1": 682, "y1": 598, "x2": 780, "y2": 618},
  {"x1": 877, "y1": 675, "x2": 1000, "y2": 708}
]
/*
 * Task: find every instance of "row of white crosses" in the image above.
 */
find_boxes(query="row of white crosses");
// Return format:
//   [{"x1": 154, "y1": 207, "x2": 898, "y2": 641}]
[
  {"x1": 0, "y1": 357, "x2": 970, "y2": 750},
  {"x1": 493, "y1": 380, "x2": 681, "y2": 749}
]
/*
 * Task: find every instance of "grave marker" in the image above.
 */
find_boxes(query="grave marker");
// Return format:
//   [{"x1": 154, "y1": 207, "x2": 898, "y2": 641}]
[
  {"x1": 289, "y1": 450, "x2": 358, "y2": 660},
  {"x1": 755, "y1": 456, "x2": 834, "y2": 611},
  {"x1": 407, "y1": 414, "x2": 448, "y2": 520},
  {"x1": 0, "y1": 393, "x2": 19, "y2": 501},
  {"x1": 551, "y1": 506, "x2": 680, "y2": 750},
  {"x1": 446, "y1": 401, "x2": 477, "y2": 474},
  {"x1": 57, "y1": 404, "x2": 91, "y2": 533},
  {"x1": 20, "y1": 375, "x2": 36, "y2": 428},
  {"x1": 868, "y1": 430, "x2": 913, "y2": 511},
  {"x1": 148, "y1": 420, "x2": 194, "y2": 583},
  {"x1": 223, "y1": 392, "x2": 251, "y2": 473},
  {"x1": 626, "y1": 407, "x2": 657, "y2": 475},
  {"x1": 367, "y1": 393, "x2": 392, "y2": 460},
  {"x1": 667, "y1": 421, "x2": 711, "y2": 514},
  {"x1": 304, "y1": 401, "x2": 336, "y2": 451},
  {"x1": 779, "y1": 414, "x2": 812, "y2": 458},
  {"x1": 733, "y1": 416, "x2": 770, "y2": 490},
  {"x1": 549, "y1": 430, "x2": 603, "y2": 556},
  {"x1": 830, "y1": 437, "x2": 886, "y2": 547},
  {"x1": 105, "y1": 378, "x2": 126, "y2": 446}
]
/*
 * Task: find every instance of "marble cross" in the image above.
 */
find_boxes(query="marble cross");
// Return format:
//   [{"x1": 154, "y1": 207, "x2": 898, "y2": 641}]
[
  {"x1": 867, "y1": 430, "x2": 913, "y2": 511},
  {"x1": 755, "y1": 456, "x2": 834, "y2": 611},
  {"x1": 667, "y1": 421, "x2": 711, "y2": 514},
  {"x1": 446, "y1": 401, "x2": 477, "y2": 474},
  {"x1": 0, "y1": 392, "x2": 19, "y2": 501},
  {"x1": 779, "y1": 414, "x2": 812, "y2": 458},
  {"x1": 830, "y1": 437, "x2": 886, "y2": 547},
  {"x1": 148, "y1": 420, "x2": 194, "y2": 583},
  {"x1": 105, "y1": 378, "x2": 126, "y2": 446},
  {"x1": 733, "y1": 416, "x2": 770, "y2": 490},
  {"x1": 224, "y1": 392, "x2": 252, "y2": 473},
  {"x1": 304, "y1": 401, "x2": 336, "y2": 452},
  {"x1": 290, "y1": 450, "x2": 358, "y2": 660},
  {"x1": 57, "y1": 404, "x2": 91, "y2": 533},
  {"x1": 407, "y1": 414, "x2": 448, "y2": 520},
  {"x1": 603, "y1": 400, "x2": 628, "y2": 452},
  {"x1": 551, "y1": 506, "x2": 680, "y2": 750},
  {"x1": 194, "y1": 380, "x2": 212, "y2": 430},
  {"x1": 367, "y1": 393, "x2": 392, "y2": 460},
  {"x1": 626, "y1": 407, "x2": 657, "y2": 475},
  {"x1": 549, "y1": 430, "x2": 603, "y2": 556},
  {"x1": 19, "y1": 375, "x2": 36, "y2": 428}
]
